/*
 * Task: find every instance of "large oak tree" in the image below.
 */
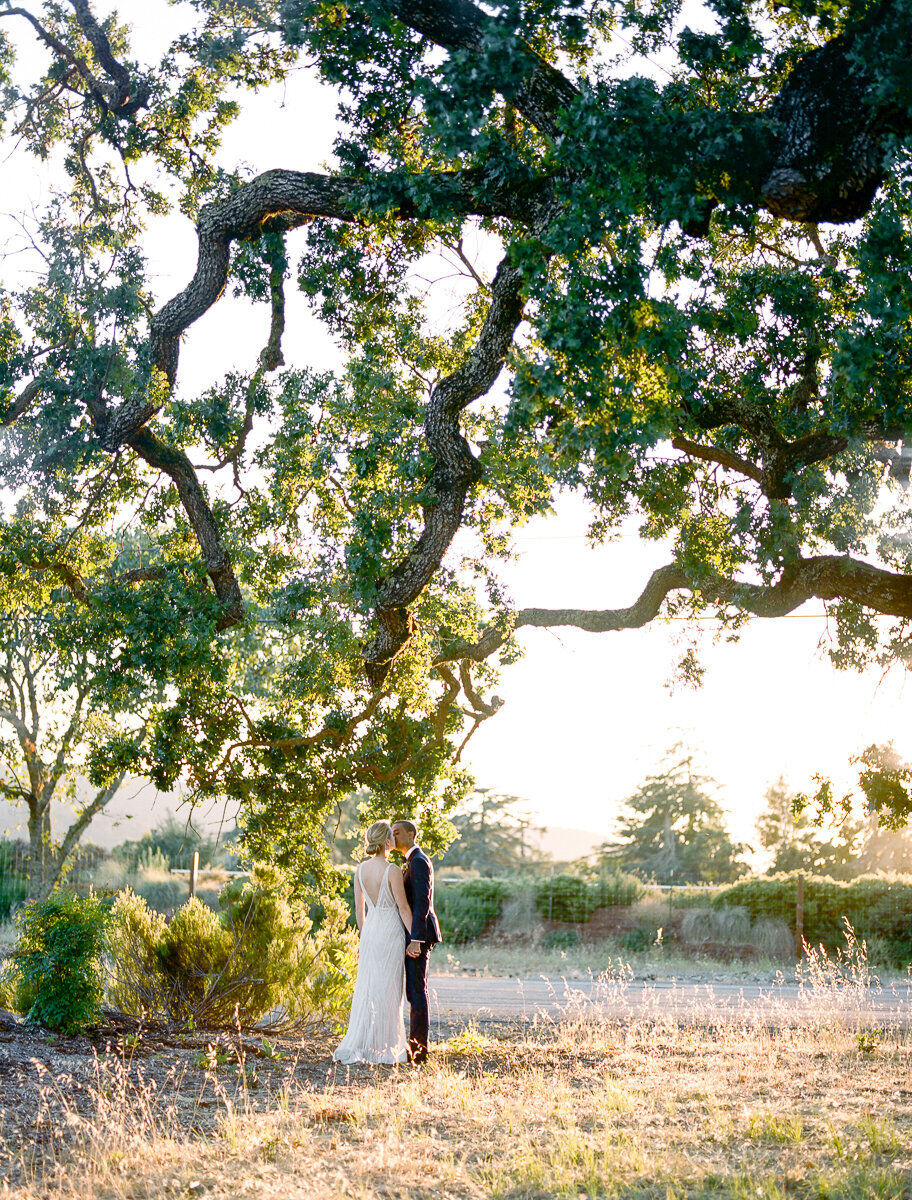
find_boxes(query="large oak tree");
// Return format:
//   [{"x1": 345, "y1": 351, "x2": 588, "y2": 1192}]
[{"x1": 1, "y1": 0, "x2": 911, "y2": 881}]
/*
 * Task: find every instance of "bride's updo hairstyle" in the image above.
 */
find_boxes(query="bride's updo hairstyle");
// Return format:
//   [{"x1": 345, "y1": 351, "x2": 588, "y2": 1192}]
[{"x1": 364, "y1": 820, "x2": 393, "y2": 856}]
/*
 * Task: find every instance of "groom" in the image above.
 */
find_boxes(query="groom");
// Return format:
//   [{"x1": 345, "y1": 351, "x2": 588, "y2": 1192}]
[{"x1": 392, "y1": 819, "x2": 441, "y2": 1064}]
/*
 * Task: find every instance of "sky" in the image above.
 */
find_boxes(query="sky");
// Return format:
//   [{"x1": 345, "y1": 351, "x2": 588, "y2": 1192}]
[{"x1": 1, "y1": 1, "x2": 910, "y2": 854}]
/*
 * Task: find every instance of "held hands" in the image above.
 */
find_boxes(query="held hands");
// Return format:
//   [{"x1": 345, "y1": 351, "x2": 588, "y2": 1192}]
[{"x1": 406, "y1": 940, "x2": 422, "y2": 958}]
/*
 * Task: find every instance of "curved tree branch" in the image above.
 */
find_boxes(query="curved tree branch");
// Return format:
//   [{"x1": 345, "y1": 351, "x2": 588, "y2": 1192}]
[
  {"x1": 439, "y1": 555, "x2": 912, "y2": 664},
  {"x1": 363, "y1": 246, "x2": 530, "y2": 687},
  {"x1": 671, "y1": 435, "x2": 764, "y2": 484},
  {"x1": 127, "y1": 429, "x2": 244, "y2": 627},
  {"x1": 761, "y1": 0, "x2": 912, "y2": 223},
  {"x1": 67, "y1": 0, "x2": 150, "y2": 117},
  {"x1": 98, "y1": 167, "x2": 546, "y2": 450}
]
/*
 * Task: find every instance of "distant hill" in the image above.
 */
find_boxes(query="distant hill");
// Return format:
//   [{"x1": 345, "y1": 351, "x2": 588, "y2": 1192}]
[{"x1": 530, "y1": 826, "x2": 609, "y2": 865}]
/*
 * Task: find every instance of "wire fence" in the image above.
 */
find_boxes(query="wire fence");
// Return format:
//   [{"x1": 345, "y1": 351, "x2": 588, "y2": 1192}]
[
  {"x1": 0, "y1": 841, "x2": 244, "y2": 928},
  {"x1": 434, "y1": 871, "x2": 912, "y2": 967},
  {"x1": 4, "y1": 850, "x2": 912, "y2": 969}
]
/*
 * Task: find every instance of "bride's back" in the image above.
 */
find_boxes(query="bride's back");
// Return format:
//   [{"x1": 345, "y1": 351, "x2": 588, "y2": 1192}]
[{"x1": 359, "y1": 856, "x2": 396, "y2": 907}]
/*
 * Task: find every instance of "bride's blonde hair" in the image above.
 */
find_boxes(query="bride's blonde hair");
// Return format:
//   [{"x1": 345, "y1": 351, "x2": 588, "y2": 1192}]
[{"x1": 364, "y1": 820, "x2": 393, "y2": 856}]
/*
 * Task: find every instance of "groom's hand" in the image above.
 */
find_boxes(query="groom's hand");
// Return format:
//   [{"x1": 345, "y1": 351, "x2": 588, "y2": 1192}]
[{"x1": 406, "y1": 941, "x2": 422, "y2": 958}]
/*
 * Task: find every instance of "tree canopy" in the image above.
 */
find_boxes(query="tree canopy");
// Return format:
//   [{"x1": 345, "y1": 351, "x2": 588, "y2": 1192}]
[{"x1": 1, "y1": 0, "x2": 912, "y2": 884}]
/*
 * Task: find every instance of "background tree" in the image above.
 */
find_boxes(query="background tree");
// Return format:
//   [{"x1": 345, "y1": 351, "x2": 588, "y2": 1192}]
[
  {"x1": 755, "y1": 775, "x2": 863, "y2": 877},
  {"x1": 1, "y1": 0, "x2": 912, "y2": 885},
  {"x1": 0, "y1": 610, "x2": 148, "y2": 899},
  {"x1": 601, "y1": 745, "x2": 748, "y2": 884},
  {"x1": 801, "y1": 743, "x2": 912, "y2": 873},
  {"x1": 441, "y1": 788, "x2": 545, "y2": 875}
]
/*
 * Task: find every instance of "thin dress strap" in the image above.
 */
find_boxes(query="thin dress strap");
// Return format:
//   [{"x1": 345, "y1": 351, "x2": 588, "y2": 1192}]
[{"x1": 358, "y1": 862, "x2": 374, "y2": 910}]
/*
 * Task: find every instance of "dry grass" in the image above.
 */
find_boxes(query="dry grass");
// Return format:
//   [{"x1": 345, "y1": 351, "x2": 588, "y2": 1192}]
[
  {"x1": 437, "y1": 940, "x2": 912, "y2": 986},
  {"x1": 435, "y1": 941, "x2": 790, "y2": 981},
  {"x1": 3, "y1": 1000, "x2": 912, "y2": 1199}
]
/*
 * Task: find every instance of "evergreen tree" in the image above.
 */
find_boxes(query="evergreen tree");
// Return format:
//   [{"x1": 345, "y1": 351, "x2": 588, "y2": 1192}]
[
  {"x1": 602, "y1": 747, "x2": 747, "y2": 885},
  {"x1": 442, "y1": 790, "x2": 544, "y2": 876}
]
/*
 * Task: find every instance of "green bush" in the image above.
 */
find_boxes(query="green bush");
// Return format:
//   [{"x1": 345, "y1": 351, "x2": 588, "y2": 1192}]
[
  {"x1": 544, "y1": 928, "x2": 581, "y2": 949},
  {"x1": 593, "y1": 870, "x2": 646, "y2": 908},
  {"x1": 105, "y1": 889, "x2": 169, "y2": 1015},
  {"x1": 712, "y1": 874, "x2": 912, "y2": 966},
  {"x1": 105, "y1": 870, "x2": 358, "y2": 1030},
  {"x1": 436, "y1": 879, "x2": 509, "y2": 943},
  {"x1": 535, "y1": 873, "x2": 596, "y2": 922},
  {"x1": 620, "y1": 927, "x2": 655, "y2": 953},
  {"x1": 0, "y1": 955, "x2": 34, "y2": 1013},
  {"x1": 9, "y1": 893, "x2": 109, "y2": 1033},
  {"x1": 134, "y1": 878, "x2": 186, "y2": 914}
]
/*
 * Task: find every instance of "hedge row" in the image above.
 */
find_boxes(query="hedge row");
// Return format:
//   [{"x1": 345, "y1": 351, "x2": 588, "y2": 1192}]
[
  {"x1": 713, "y1": 874, "x2": 912, "y2": 962},
  {"x1": 436, "y1": 872, "x2": 644, "y2": 943}
]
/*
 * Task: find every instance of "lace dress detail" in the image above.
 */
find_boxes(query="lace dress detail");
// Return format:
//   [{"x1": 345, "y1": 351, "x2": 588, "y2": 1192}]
[{"x1": 333, "y1": 863, "x2": 408, "y2": 1065}]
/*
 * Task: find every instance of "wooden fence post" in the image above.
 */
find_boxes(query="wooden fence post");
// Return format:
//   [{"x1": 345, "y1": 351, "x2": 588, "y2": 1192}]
[
  {"x1": 189, "y1": 850, "x2": 199, "y2": 900},
  {"x1": 795, "y1": 872, "x2": 804, "y2": 958}
]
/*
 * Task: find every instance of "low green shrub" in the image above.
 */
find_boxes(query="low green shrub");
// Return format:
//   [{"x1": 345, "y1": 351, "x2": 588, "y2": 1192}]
[
  {"x1": 133, "y1": 877, "x2": 186, "y2": 914},
  {"x1": 621, "y1": 927, "x2": 655, "y2": 953},
  {"x1": 535, "y1": 873, "x2": 596, "y2": 922},
  {"x1": 0, "y1": 955, "x2": 34, "y2": 1013},
  {"x1": 105, "y1": 890, "x2": 169, "y2": 1015},
  {"x1": 436, "y1": 879, "x2": 509, "y2": 943},
  {"x1": 106, "y1": 870, "x2": 358, "y2": 1030},
  {"x1": 544, "y1": 928, "x2": 581, "y2": 949},
  {"x1": 9, "y1": 893, "x2": 109, "y2": 1033}
]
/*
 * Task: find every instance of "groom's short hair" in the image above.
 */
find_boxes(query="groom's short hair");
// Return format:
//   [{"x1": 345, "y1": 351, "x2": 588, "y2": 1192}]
[{"x1": 393, "y1": 818, "x2": 417, "y2": 838}]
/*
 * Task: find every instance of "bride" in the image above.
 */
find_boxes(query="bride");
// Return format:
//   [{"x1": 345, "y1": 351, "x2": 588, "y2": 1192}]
[{"x1": 333, "y1": 820, "x2": 414, "y2": 1065}]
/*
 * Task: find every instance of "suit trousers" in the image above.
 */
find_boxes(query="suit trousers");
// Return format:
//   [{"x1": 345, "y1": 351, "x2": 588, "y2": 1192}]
[{"x1": 404, "y1": 944, "x2": 431, "y2": 1061}]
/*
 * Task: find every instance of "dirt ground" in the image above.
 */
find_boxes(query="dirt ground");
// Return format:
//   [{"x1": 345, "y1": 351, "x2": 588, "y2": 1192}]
[
  {"x1": 3, "y1": 1002, "x2": 912, "y2": 1199},
  {"x1": 0, "y1": 1007, "x2": 343, "y2": 1186}
]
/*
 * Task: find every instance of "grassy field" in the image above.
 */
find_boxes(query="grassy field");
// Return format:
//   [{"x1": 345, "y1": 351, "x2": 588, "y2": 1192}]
[{"x1": 4, "y1": 999, "x2": 911, "y2": 1199}]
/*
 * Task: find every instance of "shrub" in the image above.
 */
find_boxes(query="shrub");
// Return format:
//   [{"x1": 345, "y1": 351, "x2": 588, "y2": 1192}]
[
  {"x1": 593, "y1": 870, "x2": 646, "y2": 908},
  {"x1": 134, "y1": 877, "x2": 186, "y2": 914},
  {"x1": 0, "y1": 955, "x2": 34, "y2": 1013},
  {"x1": 535, "y1": 873, "x2": 596, "y2": 923},
  {"x1": 10, "y1": 892, "x2": 109, "y2": 1033},
  {"x1": 544, "y1": 928, "x2": 581, "y2": 950},
  {"x1": 106, "y1": 870, "x2": 358, "y2": 1030},
  {"x1": 436, "y1": 879, "x2": 509, "y2": 943},
  {"x1": 620, "y1": 927, "x2": 654, "y2": 953},
  {"x1": 105, "y1": 890, "x2": 168, "y2": 1015}
]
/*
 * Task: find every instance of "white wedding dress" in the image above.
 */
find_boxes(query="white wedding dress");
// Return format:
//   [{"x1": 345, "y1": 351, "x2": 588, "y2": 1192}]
[{"x1": 333, "y1": 862, "x2": 409, "y2": 1065}]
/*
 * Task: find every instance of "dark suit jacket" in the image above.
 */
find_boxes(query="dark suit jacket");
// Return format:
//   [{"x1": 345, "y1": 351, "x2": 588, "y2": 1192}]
[{"x1": 402, "y1": 846, "x2": 441, "y2": 946}]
